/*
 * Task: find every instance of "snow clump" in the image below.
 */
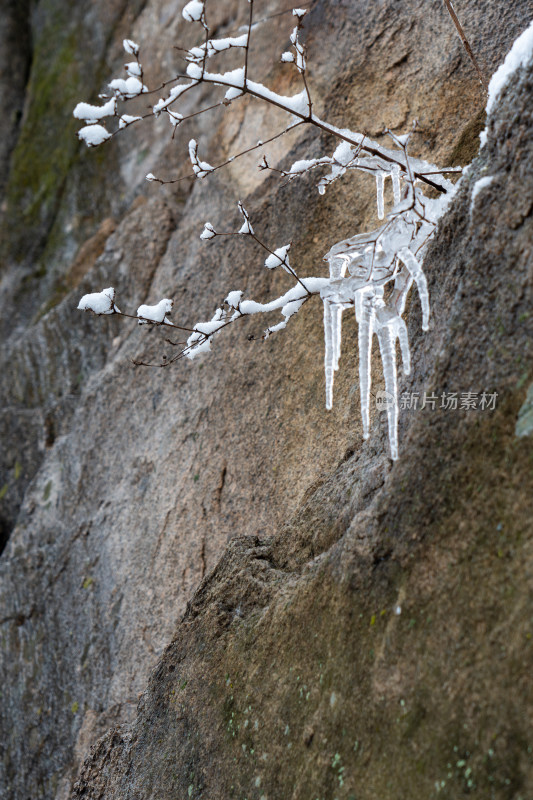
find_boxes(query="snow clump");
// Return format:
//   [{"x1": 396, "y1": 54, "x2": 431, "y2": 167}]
[
  {"x1": 78, "y1": 287, "x2": 119, "y2": 314},
  {"x1": 137, "y1": 299, "x2": 174, "y2": 324}
]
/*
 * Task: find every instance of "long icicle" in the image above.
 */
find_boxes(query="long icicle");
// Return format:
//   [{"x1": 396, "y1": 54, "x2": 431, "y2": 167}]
[
  {"x1": 376, "y1": 323, "x2": 399, "y2": 460},
  {"x1": 332, "y1": 303, "x2": 343, "y2": 371},
  {"x1": 324, "y1": 299, "x2": 335, "y2": 410},
  {"x1": 355, "y1": 289, "x2": 376, "y2": 438}
]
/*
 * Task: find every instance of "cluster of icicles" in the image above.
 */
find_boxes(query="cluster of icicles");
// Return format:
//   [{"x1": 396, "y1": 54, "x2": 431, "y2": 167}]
[{"x1": 319, "y1": 167, "x2": 446, "y2": 460}]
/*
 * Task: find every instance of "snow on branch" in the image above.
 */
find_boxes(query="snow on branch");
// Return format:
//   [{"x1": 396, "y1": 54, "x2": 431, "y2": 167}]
[
  {"x1": 182, "y1": 0, "x2": 205, "y2": 23},
  {"x1": 73, "y1": 0, "x2": 475, "y2": 459},
  {"x1": 78, "y1": 287, "x2": 120, "y2": 315},
  {"x1": 137, "y1": 299, "x2": 174, "y2": 325},
  {"x1": 188, "y1": 138, "x2": 214, "y2": 178}
]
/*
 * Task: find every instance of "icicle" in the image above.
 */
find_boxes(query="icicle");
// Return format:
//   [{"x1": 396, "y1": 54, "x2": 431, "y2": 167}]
[
  {"x1": 398, "y1": 248, "x2": 430, "y2": 330},
  {"x1": 323, "y1": 300, "x2": 335, "y2": 410},
  {"x1": 391, "y1": 164, "x2": 401, "y2": 205},
  {"x1": 376, "y1": 322, "x2": 400, "y2": 460},
  {"x1": 332, "y1": 303, "x2": 343, "y2": 371},
  {"x1": 376, "y1": 172, "x2": 385, "y2": 220},
  {"x1": 355, "y1": 287, "x2": 380, "y2": 438},
  {"x1": 397, "y1": 317, "x2": 411, "y2": 375},
  {"x1": 323, "y1": 299, "x2": 344, "y2": 409}
]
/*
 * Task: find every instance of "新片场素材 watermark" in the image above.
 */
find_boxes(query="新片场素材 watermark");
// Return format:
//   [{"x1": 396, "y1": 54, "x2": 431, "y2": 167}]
[{"x1": 375, "y1": 390, "x2": 498, "y2": 411}]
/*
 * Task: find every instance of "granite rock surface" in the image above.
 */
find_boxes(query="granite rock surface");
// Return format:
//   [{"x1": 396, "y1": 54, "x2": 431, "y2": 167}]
[{"x1": 0, "y1": 1, "x2": 532, "y2": 798}]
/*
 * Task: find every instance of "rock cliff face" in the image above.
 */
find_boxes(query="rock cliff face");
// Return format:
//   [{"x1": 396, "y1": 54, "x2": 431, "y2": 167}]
[{"x1": 0, "y1": 2, "x2": 532, "y2": 799}]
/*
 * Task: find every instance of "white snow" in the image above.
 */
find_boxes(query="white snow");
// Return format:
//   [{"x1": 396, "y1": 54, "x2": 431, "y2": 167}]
[
  {"x1": 200, "y1": 222, "x2": 216, "y2": 239},
  {"x1": 188, "y1": 138, "x2": 214, "y2": 178},
  {"x1": 182, "y1": 0, "x2": 204, "y2": 22},
  {"x1": 77, "y1": 287, "x2": 119, "y2": 314},
  {"x1": 281, "y1": 298, "x2": 305, "y2": 318},
  {"x1": 281, "y1": 52, "x2": 295, "y2": 63},
  {"x1": 176, "y1": 65, "x2": 311, "y2": 118},
  {"x1": 73, "y1": 97, "x2": 116, "y2": 123},
  {"x1": 238, "y1": 278, "x2": 328, "y2": 317},
  {"x1": 264, "y1": 244, "x2": 291, "y2": 271},
  {"x1": 125, "y1": 61, "x2": 142, "y2": 77},
  {"x1": 123, "y1": 39, "x2": 139, "y2": 56},
  {"x1": 265, "y1": 297, "x2": 306, "y2": 337},
  {"x1": 486, "y1": 20, "x2": 533, "y2": 115},
  {"x1": 187, "y1": 34, "x2": 248, "y2": 62},
  {"x1": 394, "y1": 133, "x2": 410, "y2": 146},
  {"x1": 332, "y1": 141, "x2": 355, "y2": 165},
  {"x1": 316, "y1": 141, "x2": 357, "y2": 193},
  {"x1": 195, "y1": 312, "x2": 226, "y2": 335},
  {"x1": 470, "y1": 174, "x2": 494, "y2": 212},
  {"x1": 237, "y1": 202, "x2": 253, "y2": 234},
  {"x1": 246, "y1": 80, "x2": 310, "y2": 117},
  {"x1": 225, "y1": 290, "x2": 243, "y2": 308},
  {"x1": 186, "y1": 337, "x2": 211, "y2": 358},
  {"x1": 145, "y1": 173, "x2": 157, "y2": 181},
  {"x1": 188, "y1": 46, "x2": 204, "y2": 60},
  {"x1": 108, "y1": 76, "x2": 147, "y2": 98},
  {"x1": 219, "y1": 67, "x2": 245, "y2": 87},
  {"x1": 119, "y1": 114, "x2": 142, "y2": 129},
  {"x1": 137, "y1": 298, "x2": 174, "y2": 324},
  {"x1": 480, "y1": 20, "x2": 533, "y2": 145},
  {"x1": 168, "y1": 110, "x2": 183, "y2": 127},
  {"x1": 288, "y1": 158, "x2": 327, "y2": 174},
  {"x1": 186, "y1": 63, "x2": 203, "y2": 80},
  {"x1": 77, "y1": 124, "x2": 111, "y2": 147},
  {"x1": 153, "y1": 81, "x2": 198, "y2": 115},
  {"x1": 225, "y1": 86, "x2": 243, "y2": 101},
  {"x1": 186, "y1": 308, "x2": 226, "y2": 358},
  {"x1": 289, "y1": 27, "x2": 306, "y2": 71},
  {"x1": 210, "y1": 37, "x2": 244, "y2": 55}
]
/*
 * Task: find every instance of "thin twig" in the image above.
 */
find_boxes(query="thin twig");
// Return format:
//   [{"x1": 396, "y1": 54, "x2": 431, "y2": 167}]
[
  {"x1": 133, "y1": 286, "x2": 318, "y2": 368},
  {"x1": 244, "y1": 0, "x2": 254, "y2": 84},
  {"x1": 248, "y1": 232, "x2": 311, "y2": 296},
  {"x1": 115, "y1": 310, "x2": 196, "y2": 333},
  {"x1": 442, "y1": 0, "x2": 488, "y2": 93},
  {"x1": 154, "y1": 122, "x2": 303, "y2": 184}
]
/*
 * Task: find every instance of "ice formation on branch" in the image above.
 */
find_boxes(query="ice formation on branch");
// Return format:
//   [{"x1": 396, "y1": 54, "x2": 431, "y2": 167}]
[{"x1": 74, "y1": 0, "x2": 467, "y2": 459}]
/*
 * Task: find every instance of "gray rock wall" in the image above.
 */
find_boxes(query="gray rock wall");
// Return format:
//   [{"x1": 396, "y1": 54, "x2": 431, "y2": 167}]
[{"x1": 0, "y1": 1, "x2": 532, "y2": 798}]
